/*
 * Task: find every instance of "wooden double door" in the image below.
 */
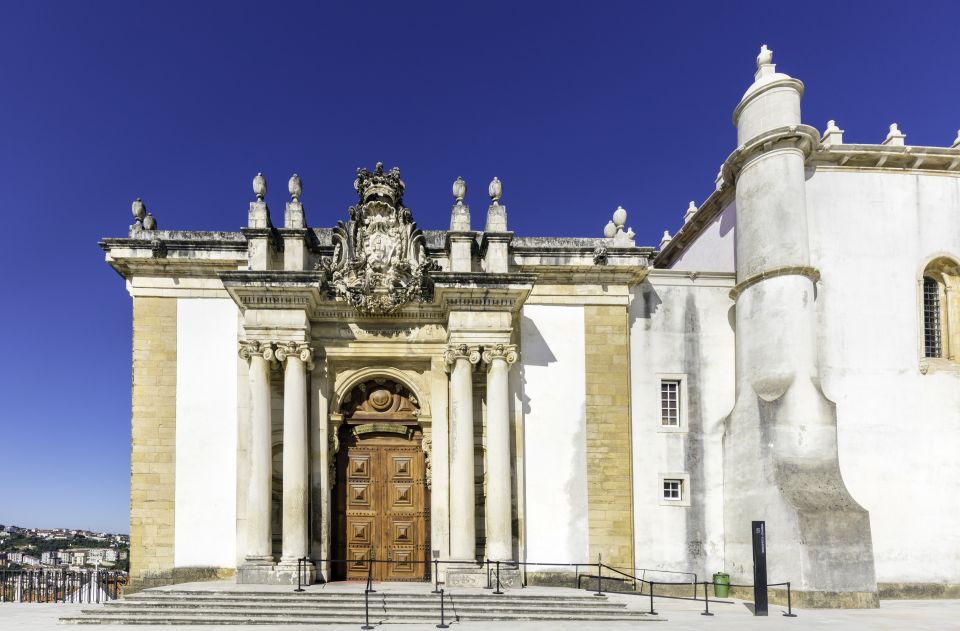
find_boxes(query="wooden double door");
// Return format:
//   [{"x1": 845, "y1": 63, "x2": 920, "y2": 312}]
[{"x1": 333, "y1": 426, "x2": 430, "y2": 581}]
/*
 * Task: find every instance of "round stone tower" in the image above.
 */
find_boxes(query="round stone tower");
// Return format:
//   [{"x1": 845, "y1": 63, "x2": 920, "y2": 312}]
[{"x1": 722, "y1": 46, "x2": 878, "y2": 608}]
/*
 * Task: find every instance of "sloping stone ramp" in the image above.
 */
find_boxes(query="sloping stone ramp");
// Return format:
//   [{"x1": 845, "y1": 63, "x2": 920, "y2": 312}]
[{"x1": 60, "y1": 582, "x2": 663, "y2": 625}]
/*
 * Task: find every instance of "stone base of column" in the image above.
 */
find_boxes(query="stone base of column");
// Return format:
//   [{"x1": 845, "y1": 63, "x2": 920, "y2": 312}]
[
  {"x1": 236, "y1": 557, "x2": 276, "y2": 585},
  {"x1": 275, "y1": 558, "x2": 316, "y2": 586},
  {"x1": 445, "y1": 563, "x2": 521, "y2": 589},
  {"x1": 236, "y1": 558, "x2": 316, "y2": 586}
]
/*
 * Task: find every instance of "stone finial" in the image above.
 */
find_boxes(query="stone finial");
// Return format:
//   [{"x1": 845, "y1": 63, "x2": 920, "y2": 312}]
[
  {"x1": 612, "y1": 206, "x2": 627, "y2": 228},
  {"x1": 131, "y1": 198, "x2": 146, "y2": 222},
  {"x1": 756, "y1": 44, "x2": 773, "y2": 69},
  {"x1": 659, "y1": 230, "x2": 672, "y2": 249},
  {"x1": 883, "y1": 123, "x2": 906, "y2": 146},
  {"x1": 603, "y1": 220, "x2": 617, "y2": 238},
  {"x1": 822, "y1": 120, "x2": 845, "y2": 145},
  {"x1": 605, "y1": 206, "x2": 635, "y2": 246},
  {"x1": 253, "y1": 172, "x2": 267, "y2": 200},
  {"x1": 488, "y1": 177, "x2": 502, "y2": 204},
  {"x1": 288, "y1": 174, "x2": 302, "y2": 201},
  {"x1": 952, "y1": 130, "x2": 960, "y2": 149},
  {"x1": 684, "y1": 201, "x2": 698, "y2": 224},
  {"x1": 452, "y1": 176, "x2": 466, "y2": 203},
  {"x1": 143, "y1": 212, "x2": 157, "y2": 231}
]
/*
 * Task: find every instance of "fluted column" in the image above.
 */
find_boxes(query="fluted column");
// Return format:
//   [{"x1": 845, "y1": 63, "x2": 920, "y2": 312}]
[
  {"x1": 444, "y1": 344, "x2": 481, "y2": 560},
  {"x1": 482, "y1": 344, "x2": 518, "y2": 561},
  {"x1": 277, "y1": 342, "x2": 313, "y2": 566},
  {"x1": 239, "y1": 341, "x2": 274, "y2": 563}
]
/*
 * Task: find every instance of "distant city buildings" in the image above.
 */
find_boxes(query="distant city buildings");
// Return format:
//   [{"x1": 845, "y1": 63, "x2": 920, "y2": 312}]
[{"x1": 0, "y1": 524, "x2": 129, "y2": 570}]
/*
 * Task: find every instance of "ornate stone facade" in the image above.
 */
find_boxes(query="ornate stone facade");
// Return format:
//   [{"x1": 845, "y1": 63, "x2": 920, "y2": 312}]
[{"x1": 103, "y1": 47, "x2": 960, "y2": 605}]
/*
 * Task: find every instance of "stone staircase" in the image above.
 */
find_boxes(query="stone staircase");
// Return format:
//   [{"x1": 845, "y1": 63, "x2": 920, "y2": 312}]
[{"x1": 61, "y1": 585, "x2": 661, "y2": 624}]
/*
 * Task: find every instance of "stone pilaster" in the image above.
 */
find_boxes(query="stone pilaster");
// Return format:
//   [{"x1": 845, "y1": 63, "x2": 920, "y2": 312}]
[
  {"x1": 584, "y1": 305, "x2": 635, "y2": 570},
  {"x1": 129, "y1": 296, "x2": 177, "y2": 592}
]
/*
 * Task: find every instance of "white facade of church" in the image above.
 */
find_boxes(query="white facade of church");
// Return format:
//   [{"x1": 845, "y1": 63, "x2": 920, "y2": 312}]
[{"x1": 103, "y1": 48, "x2": 960, "y2": 606}]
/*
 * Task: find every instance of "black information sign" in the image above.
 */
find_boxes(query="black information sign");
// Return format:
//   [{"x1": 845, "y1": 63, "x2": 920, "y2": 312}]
[{"x1": 752, "y1": 520, "x2": 768, "y2": 616}]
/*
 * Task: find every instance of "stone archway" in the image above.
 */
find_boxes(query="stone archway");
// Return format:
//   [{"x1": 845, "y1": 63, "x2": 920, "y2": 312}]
[{"x1": 331, "y1": 378, "x2": 430, "y2": 582}]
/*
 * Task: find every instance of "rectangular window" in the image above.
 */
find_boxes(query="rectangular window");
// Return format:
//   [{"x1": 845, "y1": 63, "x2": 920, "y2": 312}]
[
  {"x1": 663, "y1": 479, "x2": 682, "y2": 501},
  {"x1": 923, "y1": 276, "x2": 943, "y2": 358},
  {"x1": 660, "y1": 380, "x2": 680, "y2": 426}
]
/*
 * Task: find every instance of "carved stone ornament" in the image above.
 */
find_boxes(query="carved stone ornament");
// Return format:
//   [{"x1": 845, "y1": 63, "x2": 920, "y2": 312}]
[
  {"x1": 481, "y1": 343, "x2": 518, "y2": 366},
  {"x1": 593, "y1": 245, "x2": 608, "y2": 265},
  {"x1": 274, "y1": 342, "x2": 313, "y2": 368},
  {"x1": 238, "y1": 340, "x2": 275, "y2": 361},
  {"x1": 422, "y1": 433, "x2": 432, "y2": 489},
  {"x1": 443, "y1": 343, "x2": 482, "y2": 370},
  {"x1": 150, "y1": 239, "x2": 167, "y2": 259},
  {"x1": 319, "y1": 163, "x2": 438, "y2": 315},
  {"x1": 341, "y1": 379, "x2": 419, "y2": 420},
  {"x1": 328, "y1": 428, "x2": 340, "y2": 488}
]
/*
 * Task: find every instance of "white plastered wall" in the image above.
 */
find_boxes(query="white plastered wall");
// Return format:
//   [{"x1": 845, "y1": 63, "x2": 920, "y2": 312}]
[
  {"x1": 669, "y1": 202, "x2": 737, "y2": 273},
  {"x1": 519, "y1": 304, "x2": 589, "y2": 566},
  {"x1": 807, "y1": 168, "x2": 960, "y2": 585},
  {"x1": 174, "y1": 298, "x2": 239, "y2": 568},
  {"x1": 628, "y1": 273, "x2": 734, "y2": 579}
]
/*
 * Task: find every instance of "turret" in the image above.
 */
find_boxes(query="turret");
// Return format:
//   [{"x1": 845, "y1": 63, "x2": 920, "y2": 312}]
[{"x1": 723, "y1": 46, "x2": 877, "y2": 607}]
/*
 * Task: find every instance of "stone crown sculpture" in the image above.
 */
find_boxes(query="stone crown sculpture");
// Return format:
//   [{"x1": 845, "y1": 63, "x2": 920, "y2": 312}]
[{"x1": 320, "y1": 163, "x2": 437, "y2": 314}]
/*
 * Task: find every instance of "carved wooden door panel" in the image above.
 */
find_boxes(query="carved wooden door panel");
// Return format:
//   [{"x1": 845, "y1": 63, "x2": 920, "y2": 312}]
[
  {"x1": 343, "y1": 445, "x2": 378, "y2": 581},
  {"x1": 339, "y1": 432, "x2": 429, "y2": 582},
  {"x1": 381, "y1": 443, "x2": 428, "y2": 581}
]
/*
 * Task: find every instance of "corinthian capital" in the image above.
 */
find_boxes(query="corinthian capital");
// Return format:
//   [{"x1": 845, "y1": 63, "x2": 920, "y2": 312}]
[
  {"x1": 481, "y1": 343, "x2": 518, "y2": 367},
  {"x1": 238, "y1": 340, "x2": 274, "y2": 361},
  {"x1": 443, "y1": 343, "x2": 482, "y2": 372}
]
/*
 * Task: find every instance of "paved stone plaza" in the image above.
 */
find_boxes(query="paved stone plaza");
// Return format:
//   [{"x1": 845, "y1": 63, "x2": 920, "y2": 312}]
[{"x1": 3, "y1": 594, "x2": 959, "y2": 630}]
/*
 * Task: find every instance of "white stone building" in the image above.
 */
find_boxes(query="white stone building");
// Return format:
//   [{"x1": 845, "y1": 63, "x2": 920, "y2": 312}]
[{"x1": 102, "y1": 47, "x2": 960, "y2": 606}]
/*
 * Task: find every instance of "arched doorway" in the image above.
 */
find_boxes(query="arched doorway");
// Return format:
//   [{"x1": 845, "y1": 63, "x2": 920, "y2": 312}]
[{"x1": 332, "y1": 378, "x2": 430, "y2": 581}]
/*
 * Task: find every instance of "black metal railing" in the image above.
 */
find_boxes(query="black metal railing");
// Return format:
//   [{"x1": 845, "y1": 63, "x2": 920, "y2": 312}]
[
  {"x1": 289, "y1": 555, "x2": 798, "y2": 624},
  {"x1": 0, "y1": 569, "x2": 125, "y2": 603}
]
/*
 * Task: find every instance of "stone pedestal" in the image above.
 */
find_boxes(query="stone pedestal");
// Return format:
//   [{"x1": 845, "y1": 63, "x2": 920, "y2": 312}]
[{"x1": 445, "y1": 564, "x2": 521, "y2": 589}]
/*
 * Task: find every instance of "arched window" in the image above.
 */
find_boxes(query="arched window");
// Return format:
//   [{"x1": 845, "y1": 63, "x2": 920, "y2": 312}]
[
  {"x1": 923, "y1": 276, "x2": 942, "y2": 358},
  {"x1": 919, "y1": 257, "x2": 960, "y2": 371}
]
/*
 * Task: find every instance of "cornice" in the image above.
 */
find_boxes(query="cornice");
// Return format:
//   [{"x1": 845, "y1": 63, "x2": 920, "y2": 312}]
[
  {"x1": 220, "y1": 270, "x2": 326, "y2": 312},
  {"x1": 809, "y1": 143, "x2": 960, "y2": 174},
  {"x1": 729, "y1": 265, "x2": 820, "y2": 301},
  {"x1": 722, "y1": 124, "x2": 821, "y2": 183}
]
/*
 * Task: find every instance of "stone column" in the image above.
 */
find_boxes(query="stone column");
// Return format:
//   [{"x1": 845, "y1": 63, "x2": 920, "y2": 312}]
[
  {"x1": 239, "y1": 341, "x2": 275, "y2": 568},
  {"x1": 482, "y1": 344, "x2": 518, "y2": 561},
  {"x1": 277, "y1": 343, "x2": 313, "y2": 574},
  {"x1": 444, "y1": 344, "x2": 480, "y2": 560}
]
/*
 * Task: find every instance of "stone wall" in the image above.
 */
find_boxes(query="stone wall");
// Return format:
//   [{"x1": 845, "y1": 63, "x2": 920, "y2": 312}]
[
  {"x1": 584, "y1": 305, "x2": 634, "y2": 570},
  {"x1": 129, "y1": 296, "x2": 177, "y2": 591}
]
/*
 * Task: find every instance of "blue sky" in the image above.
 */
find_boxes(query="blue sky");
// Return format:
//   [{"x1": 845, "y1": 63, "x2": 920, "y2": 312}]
[{"x1": 1, "y1": 1, "x2": 957, "y2": 534}]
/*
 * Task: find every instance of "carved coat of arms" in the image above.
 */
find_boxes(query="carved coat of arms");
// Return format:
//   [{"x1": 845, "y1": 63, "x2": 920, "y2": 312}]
[{"x1": 321, "y1": 163, "x2": 436, "y2": 314}]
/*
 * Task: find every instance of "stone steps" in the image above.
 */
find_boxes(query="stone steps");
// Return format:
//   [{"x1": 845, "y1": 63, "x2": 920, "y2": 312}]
[{"x1": 61, "y1": 587, "x2": 661, "y2": 624}]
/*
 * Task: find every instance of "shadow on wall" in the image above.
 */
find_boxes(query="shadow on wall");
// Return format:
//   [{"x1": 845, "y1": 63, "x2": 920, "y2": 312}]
[
  {"x1": 518, "y1": 314, "x2": 555, "y2": 417},
  {"x1": 719, "y1": 201, "x2": 737, "y2": 269},
  {"x1": 633, "y1": 284, "x2": 664, "y2": 327}
]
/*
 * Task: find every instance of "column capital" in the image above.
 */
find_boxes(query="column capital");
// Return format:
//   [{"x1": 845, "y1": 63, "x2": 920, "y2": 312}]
[
  {"x1": 481, "y1": 343, "x2": 518, "y2": 367},
  {"x1": 239, "y1": 340, "x2": 274, "y2": 361},
  {"x1": 274, "y1": 341, "x2": 313, "y2": 366},
  {"x1": 443, "y1": 343, "x2": 481, "y2": 372}
]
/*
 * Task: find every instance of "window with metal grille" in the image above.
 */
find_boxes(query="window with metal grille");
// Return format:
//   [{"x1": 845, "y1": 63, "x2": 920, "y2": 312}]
[
  {"x1": 663, "y1": 479, "x2": 682, "y2": 501},
  {"x1": 660, "y1": 380, "x2": 680, "y2": 426},
  {"x1": 923, "y1": 276, "x2": 942, "y2": 358}
]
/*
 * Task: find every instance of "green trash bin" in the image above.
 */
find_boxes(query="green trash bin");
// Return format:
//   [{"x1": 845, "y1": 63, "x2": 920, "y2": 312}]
[{"x1": 713, "y1": 572, "x2": 730, "y2": 598}]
